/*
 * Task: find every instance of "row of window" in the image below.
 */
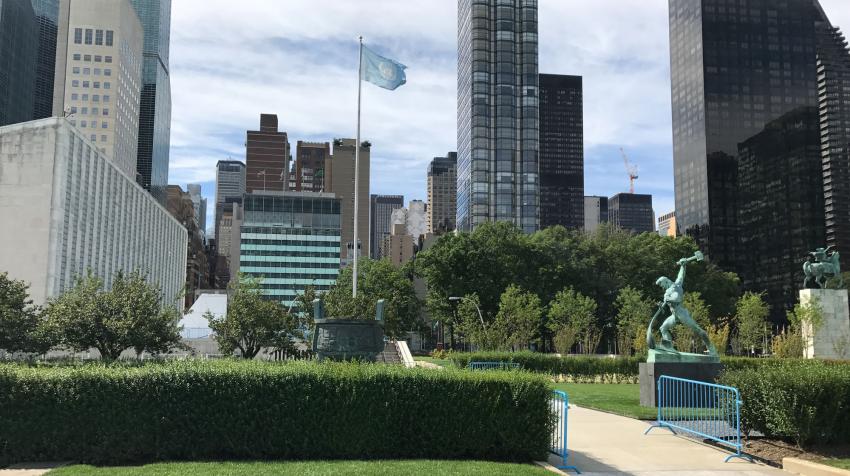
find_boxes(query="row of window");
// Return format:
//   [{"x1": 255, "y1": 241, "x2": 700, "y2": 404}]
[
  {"x1": 73, "y1": 28, "x2": 114, "y2": 46},
  {"x1": 72, "y1": 53, "x2": 112, "y2": 63},
  {"x1": 69, "y1": 119, "x2": 108, "y2": 130},
  {"x1": 70, "y1": 93, "x2": 110, "y2": 103},
  {"x1": 68, "y1": 106, "x2": 110, "y2": 116},
  {"x1": 72, "y1": 67, "x2": 112, "y2": 76},
  {"x1": 70, "y1": 80, "x2": 111, "y2": 89}
]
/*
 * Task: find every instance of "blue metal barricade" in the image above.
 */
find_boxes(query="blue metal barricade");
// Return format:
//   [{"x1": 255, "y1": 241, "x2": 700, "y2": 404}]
[
  {"x1": 644, "y1": 375, "x2": 752, "y2": 462},
  {"x1": 550, "y1": 390, "x2": 580, "y2": 473},
  {"x1": 467, "y1": 361, "x2": 520, "y2": 370}
]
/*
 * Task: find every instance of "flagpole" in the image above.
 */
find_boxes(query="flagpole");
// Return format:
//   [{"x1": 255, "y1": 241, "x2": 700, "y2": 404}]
[{"x1": 352, "y1": 36, "x2": 363, "y2": 299}]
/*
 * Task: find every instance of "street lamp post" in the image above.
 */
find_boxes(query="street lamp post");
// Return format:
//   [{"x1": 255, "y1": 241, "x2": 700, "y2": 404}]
[{"x1": 449, "y1": 296, "x2": 486, "y2": 351}]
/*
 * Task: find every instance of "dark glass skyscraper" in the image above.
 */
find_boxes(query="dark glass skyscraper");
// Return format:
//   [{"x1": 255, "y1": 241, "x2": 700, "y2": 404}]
[
  {"x1": 131, "y1": 0, "x2": 171, "y2": 202},
  {"x1": 608, "y1": 193, "x2": 654, "y2": 234},
  {"x1": 668, "y1": 0, "x2": 842, "y2": 320},
  {"x1": 31, "y1": 0, "x2": 60, "y2": 120},
  {"x1": 539, "y1": 73, "x2": 583, "y2": 230},
  {"x1": 0, "y1": 0, "x2": 38, "y2": 126},
  {"x1": 457, "y1": 0, "x2": 540, "y2": 233}
]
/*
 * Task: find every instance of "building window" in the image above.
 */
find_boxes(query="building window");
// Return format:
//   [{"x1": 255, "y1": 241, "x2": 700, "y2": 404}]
[
  {"x1": 103, "y1": 95, "x2": 110, "y2": 103},
  {"x1": 71, "y1": 80, "x2": 79, "y2": 87},
  {"x1": 85, "y1": 29, "x2": 93, "y2": 45},
  {"x1": 94, "y1": 55, "x2": 101, "y2": 62},
  {"x1": 92, "y1": 107, "x2": 98, "y2": 115},
  {"x1": 71, "y1": 93, "x2": 78, "y2": 100},
  {"x1": 73, "y1": 53, "x2": 81, "y2": 60},
  {"x1": 94, "y1": 68, "x2": 101, "y2": 76},
  {"x1": 105, "y1": 56, "x2": 112, "y2": 63},
  {"x1": 105, "y1": 30, "x2": 114, "y2": 46},
  {"x1": 74, "y1": 28, "x2": 82, "y2": 44},
  {"x1": 70, "y1": 106, "x2": 77, "y2": 114},
  {"x1": 92, "y1": 94, "x2": 99, "y2": 102},
  {"x1": 101, "y1": 135, "x2": 107, "y2": 142},
  {"x1": 81, "y1": 94, "x2": 88, "y2": 101},
  {"x1": 81, "y1": 107, "x2": 88, "y2": 115},
  {"x1": 93, "y1": 82, "x2": 100, "y2": 89},
  {"x1": 91, "y1": 134, "x2": 96, "y2": 142},
  {"x1": 81, "y1": 120, "x2": 87, "y2": 128},
  {"x1": 95, "y1": 29, "x2": 103, "y2": 45},
  {"x1": 72, "y1": 67, "x2": 80, "y2": 74},
  {"x1": 102, "y1": 108, "x2": 109, "y2": 116},
  {"x1": 104, "y1": 69, "x2": 111, "y2": 76},
  {"x1": 101, "y1": 122, "x2": 108, "y2": 129},
  {"x1": 104, "y1": 82, "x2": 110, "y2": 89},
  {"x1": 83, "y1": 67, "x2": 90, "y2": 75},
  {"x1": 84, "y1": 54, "x2": 91, "y2": 62},
  {"x1": 82, "y1": 81, "x2": 89, "y2": 87}
]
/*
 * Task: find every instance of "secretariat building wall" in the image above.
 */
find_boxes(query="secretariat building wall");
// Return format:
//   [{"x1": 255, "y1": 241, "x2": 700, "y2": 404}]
[{"x1": 0, "y1": 117, "x2": 186, "y2": 306}]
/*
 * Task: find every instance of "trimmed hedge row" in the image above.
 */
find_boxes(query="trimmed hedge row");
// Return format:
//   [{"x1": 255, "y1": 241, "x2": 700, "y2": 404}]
[
  {"x1": 0, "y1": 360, "x2": 553, "y2": 466},
  {"x1": 447, "y1": 351, "x2": 641, "y2": 383},
  {"x1": 719, "y1": 360, "x2": 850, "y2": 446}
]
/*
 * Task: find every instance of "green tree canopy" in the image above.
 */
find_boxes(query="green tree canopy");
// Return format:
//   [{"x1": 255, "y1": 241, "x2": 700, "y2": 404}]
[
  {"x1": 206, "y1": 274, "x2": 301, "y2": 359},
  {"x1": 614, "y1": 286, "x2": 653, "y2": 355},
  {"x1": 735, "y1": 291, "x2": 770, "y2": 353},
  {"x1": 494, "y1": 285, "x2": 541, "y2": 350},
  {"x1": 323, "y1": 258, "x2": 421, "y2": 338},
  {"x1": 0, "y1": 272, "x2": 51, "y2": 354},
  {"x1": 45, "y1": 270, "x2": 182, "y2": 360}
]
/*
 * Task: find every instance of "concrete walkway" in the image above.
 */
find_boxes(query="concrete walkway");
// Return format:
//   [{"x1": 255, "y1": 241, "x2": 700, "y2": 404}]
[
  {"x1": 547, "y1": 405, "x2": 787, "y2": 476},
  {"x1": 0, "y1": 462, "x2": 65, "y2": 476}
]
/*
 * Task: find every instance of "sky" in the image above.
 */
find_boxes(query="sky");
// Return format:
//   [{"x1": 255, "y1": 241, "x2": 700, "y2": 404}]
[{"x1": 168, "y1": 0, "x2": 850, "y2": 233}]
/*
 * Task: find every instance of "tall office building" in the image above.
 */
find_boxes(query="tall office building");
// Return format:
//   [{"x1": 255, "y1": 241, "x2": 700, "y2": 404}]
[
  {"x1": 293, "y1": 141, "x2": 329, "y2": 192},
  {"x1": 130, "y1": 0, "x2": 171, "y2": 202},
  {"x1": 0, "y1": 0, "x2": 38, "y2": 127},
  {"x1": 608, "y1": 193, "x2": 654, "y2": 234},
  {"x1": 0, "y1": 118, "x2": 186, "y2": 307},
  {"x1": 166, "y1": 185, "x2": 207, "y2": 308},
  {"x1": 246, "y1": 114, "x2": 290, "y2": 193},
  {"x1": 325, "y1": 138, "x2": 370, "y2": 264},
  {"x1": 53, "y1": 0, "x2": 144, "y2": 178},
  {"x1": 370, "y1": 194, "x2": 404, "y2": 259},
  {"x1": 235, "y1": 192, "x2": 341, "y2": 306},
  {"x1": 31, "y1": 0, "x2": 61, "y2": 120},
  {"x1": 657, "y1": 211, "x2": 677, "y2": 237},
  {"x1": 583, "y1": 196, "x2": 607, "y2": 233},
  {"x1": 427, "y1": 152, "x2": 457, "y2": 234},
  {"x1": 214, "y1": 160, "x2": 245, "y2": 256},
  {"x1": 539, "y1": 73, "x2": 583, "y2": 230},
  {"x1": 381, "y1": 223, "x2": 415, "y2": 267},
  {"x1": 456, "y1": 0, "x2": 540, "y2": 233},
  {"x1": 668, "y1": 0, "x2": 842, "y2": 319},
  {"x1": 187, "y1": 183, "x2": 207, "y2": 237},
  {"x1": 817, "y1": 22, "x2": 850, "y2": 259}
]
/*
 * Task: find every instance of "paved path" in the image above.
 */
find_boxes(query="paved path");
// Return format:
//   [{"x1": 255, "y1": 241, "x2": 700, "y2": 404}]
[
  {"x1": 0, "y1": 462, "x2": 65, "y2": 476},
  {"x1": 546, "y1": 405, "x2": 787, "y2": 476}
]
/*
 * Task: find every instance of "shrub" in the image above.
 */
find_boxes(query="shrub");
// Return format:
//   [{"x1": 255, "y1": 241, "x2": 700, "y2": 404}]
[
  {"x1": 0, "y1": 360, "x2": 552, "y2": 466},
  {"x1": 719, "y1": 360, "x2": 850, "y2": 446},
  {"x1": 447, "y1": 351, "x2": 641, "y2": 383}
]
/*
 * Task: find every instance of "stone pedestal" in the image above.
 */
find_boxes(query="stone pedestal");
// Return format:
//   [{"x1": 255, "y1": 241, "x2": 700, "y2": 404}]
[
  {"x1": 799, "y1": 289, "x2": 850, "y2": 360},
  {"x1": 639, "y1": 362, "x2": 723, "y2": 407}
]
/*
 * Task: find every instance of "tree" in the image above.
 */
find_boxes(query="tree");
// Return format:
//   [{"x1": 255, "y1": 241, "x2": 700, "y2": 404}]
[
  {"x1": 547, "y1": 287, "x2": 598, "y2": 354},
  {"x1": 323, "y1": 258, "x2": 421, "y2": 338},
  {"x1": 292, "y1": 285, "x2": 320, "y2": 331},
  {"x1": 45, "y1": 270, "x2": 183, "y2": 360},
  {"x1": 494, "y1": 285, "x2": 542, "y2": 350},
  {"x1": 735, "y1": 291, "x2": 769, "y2": 355},
  {"x1": 0, "y1": 272, "x2": 51, "y2": 354},
  {"x1": 454, "y1": 293, "x2": 498, "y2": 350},
  {"x1": 206, "y1": 275, "x2": 301, "y2": 359},
  {"x1": 614, "y1": 286, "x2": 652, "y2": 356},
  {"x1": 674, "y1": 292, "x2": 712, "y2": 353}
]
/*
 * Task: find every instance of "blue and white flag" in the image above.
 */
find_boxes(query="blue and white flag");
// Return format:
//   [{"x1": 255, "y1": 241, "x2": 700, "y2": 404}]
[{"x1": 361, "y1": 46, "x2": 407, "y2": 90}]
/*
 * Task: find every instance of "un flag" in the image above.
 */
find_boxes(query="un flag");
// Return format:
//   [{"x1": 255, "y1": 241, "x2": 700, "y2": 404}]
[{"x1": 361, "y1": 46, "x2": 407, "y2": 91}]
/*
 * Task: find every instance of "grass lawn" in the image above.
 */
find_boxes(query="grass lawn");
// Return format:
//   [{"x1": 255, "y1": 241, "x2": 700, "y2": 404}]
[
  {"x1": 414, "y1": 356, "x2": 453, "y2": 367},
  {"x1": 554, "y1": 382, "x2": 658, "y2": 420},
  {"x1": 47, "y1": 460, "x2": 551, "y2": 475},
  {"x1": 821, "y1": 458, "x2": 850, "y2": 470}
]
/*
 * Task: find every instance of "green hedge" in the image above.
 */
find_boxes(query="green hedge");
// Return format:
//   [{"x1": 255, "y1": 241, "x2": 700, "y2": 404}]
[
  {"x1": 719, "y1": 360, "x2": 850, "y2": 446},
  {"x1": 447, "y1": 352, "x2": 641, "y2": 383},
  {"x1": 0, "y1": 360, "x2": 552, "y2": 466}
]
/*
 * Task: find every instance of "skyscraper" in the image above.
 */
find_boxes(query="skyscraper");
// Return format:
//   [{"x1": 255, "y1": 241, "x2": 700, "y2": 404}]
[
  {"x1": 456, "y1": 0, "x2": 539, "y2": 233},
  {"x1": 187, "y1": 183, "x2": 207, "y2": 237},
  {"x1": 53, "y1": 0, "x2": 144, "y2": 178},
  {"x1": 539, "y1": 73, "x2": 583, "y2": 230},
  {"x1": 31, "y1": 0, "x2": 61, "y2": 120},
  {"x1": 293, "y1": 141, "x2": 330, "y2": 192},
  {"x1": 246, "y1": 114, "x2": 290, "y2": 193},
  {"x1": 214, "y1": 160, "x2": 246, "y2": 244},
  {"x1": 608, "y1": 193, "x2": 654, "y2": 234},
  {"x1": 0, "y1": 0, "x2": 38, "y2": 127},
  {"x1": 668, "y1": 0, "x2": 840, "y2": 319},
  {"x1": 370, "y1": 194, "x2": 404, "y2": 259},
  {"x1": 583, "y1": 196, "x2": 608, "y2": 233},
  {"x1": 426, "y1": 152, "x2": 457, "y2": 234},
  {"x1": 325, "y1": 138, "x2": 370, "y2": 265},
  {"x1": 130, "y1": 0, "x2": 171, "y2": 202}
]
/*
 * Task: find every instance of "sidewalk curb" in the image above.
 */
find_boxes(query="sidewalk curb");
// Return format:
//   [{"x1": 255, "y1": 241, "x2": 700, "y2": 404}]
[{"x1": 784, "y1": 457, "x2": 850, "y2": 476}]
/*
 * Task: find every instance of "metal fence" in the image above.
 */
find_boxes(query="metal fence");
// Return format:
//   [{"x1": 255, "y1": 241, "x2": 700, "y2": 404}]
[
  {"x1": 467, "y1": 361, "x2": 520, "y2": 370},
  {"x1": 550, "y1": 390, "x2": 580, "y2": 473},
  {"x1": 644, "y1": 375, "x2": 751, "y2": 462}
]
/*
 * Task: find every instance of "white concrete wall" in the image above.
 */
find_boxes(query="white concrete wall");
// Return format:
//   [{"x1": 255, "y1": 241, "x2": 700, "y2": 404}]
[{"x1": 800, "y1": 288, "x2": 850, "y2": 360}]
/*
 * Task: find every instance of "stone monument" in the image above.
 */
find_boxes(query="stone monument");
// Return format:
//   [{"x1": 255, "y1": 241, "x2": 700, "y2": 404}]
[
  {"x1": 800, "y1": 247, "x2": 850, "y2": 360},
  {"x1": 311, "y1": 299, "x2": 387, "y2": 361},
  {"x1": 639, "y1": 251, "x2": 722, "y2": 406}
]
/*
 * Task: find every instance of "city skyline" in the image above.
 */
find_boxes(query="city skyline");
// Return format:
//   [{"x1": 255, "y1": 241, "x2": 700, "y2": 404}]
[{"x1": 167, "y1": 0, "x2": 850, "y2": 232}]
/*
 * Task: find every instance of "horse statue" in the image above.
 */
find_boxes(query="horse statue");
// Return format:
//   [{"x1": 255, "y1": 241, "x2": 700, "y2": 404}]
[{"x1": 803, "y1": 246, "x2": 843, "y2": 289}]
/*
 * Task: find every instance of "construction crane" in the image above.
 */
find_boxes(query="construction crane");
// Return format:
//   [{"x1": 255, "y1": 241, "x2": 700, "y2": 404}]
[{"x1": 620, "y1": 147, "x2": 638, "y2": 193}]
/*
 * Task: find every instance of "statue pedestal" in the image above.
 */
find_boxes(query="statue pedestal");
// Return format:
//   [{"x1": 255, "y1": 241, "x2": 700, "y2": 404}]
[
  {"x1": 799, "y1": 289, "x2": 850, "y2": 360},
  {"x1": 639, "y1": 350, "x2": 722, "y2": 407}
]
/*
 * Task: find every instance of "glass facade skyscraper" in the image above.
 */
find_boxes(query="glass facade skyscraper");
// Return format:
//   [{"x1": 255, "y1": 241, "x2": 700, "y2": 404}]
[
  {"x1": 457, "y1": 0, "x2": 539, "y2": 233},
  {"x1": 0, "y1": 0, "x2": 38, "y2": 126},
  {"x1": 668, "y1": 0, "x2": 844, "y2": 320},
  {"x1": 130, "y1": 0, "x2": 171, "y2": 202},
  {"x1": 539, "y1": 73, "x2": 583, "y2": 230},
  {"x1": 31, "y1": 0, "x2": 60, "y2": 120}
]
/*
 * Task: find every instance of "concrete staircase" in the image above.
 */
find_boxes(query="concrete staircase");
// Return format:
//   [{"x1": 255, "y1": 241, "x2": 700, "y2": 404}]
[{"x1": 376, "y1": 342, "x2": 402, "y2": 364}]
